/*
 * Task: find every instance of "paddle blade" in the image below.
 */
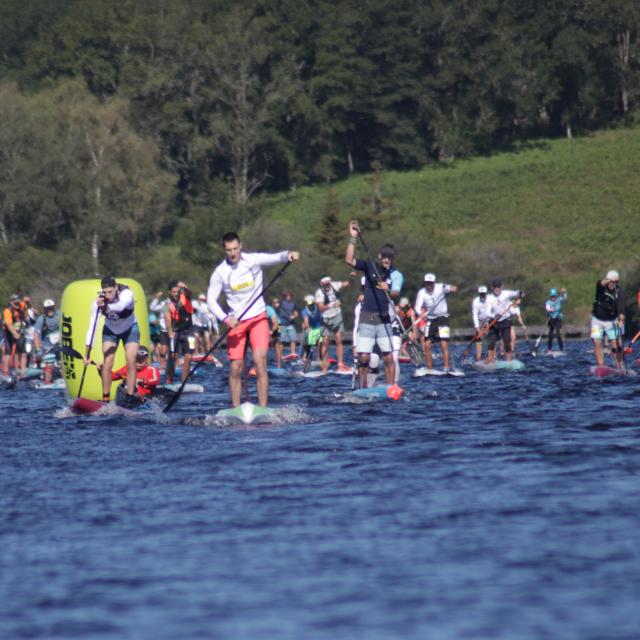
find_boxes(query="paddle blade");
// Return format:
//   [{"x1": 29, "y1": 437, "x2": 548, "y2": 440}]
[{"x1": 406, "y1": 341, "x2": 425, "y2": 366}]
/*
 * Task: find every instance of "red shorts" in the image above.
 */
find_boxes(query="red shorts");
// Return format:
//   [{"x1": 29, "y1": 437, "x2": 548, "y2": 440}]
[{"x1": 227, "y1": 312, "x2": 270, "y2": 360}]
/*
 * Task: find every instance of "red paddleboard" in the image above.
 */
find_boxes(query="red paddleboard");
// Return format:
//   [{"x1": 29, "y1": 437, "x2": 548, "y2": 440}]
[
  {"x1": 590, "y1": 366, "x2": 627, "y2": 378},
  {"x1": 282, "y1": 353, "x2": 299, "y2": 362},
  {"x1": 71, "y1": 398, "x2": 105, "y2": 414}
]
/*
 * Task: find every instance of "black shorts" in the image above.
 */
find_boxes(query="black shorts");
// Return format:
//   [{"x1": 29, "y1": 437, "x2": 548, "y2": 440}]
[
  {"x1": 159, "y1": 331, "x2": 170, "y2": 347},
  {"x1": 171, "y1": 331, "x2": 195, "y2": 356},
  {"x1": 426, "y1": 316, "x2": 450, "y2": 342},
  {"x1": 3, "y1": 331, "x2": 26, "y2": 354}
]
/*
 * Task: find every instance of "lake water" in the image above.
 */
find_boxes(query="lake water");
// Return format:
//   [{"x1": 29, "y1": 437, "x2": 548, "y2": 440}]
[{"x1": 1, "y1": 341, "x2": 639, "y2": 639}]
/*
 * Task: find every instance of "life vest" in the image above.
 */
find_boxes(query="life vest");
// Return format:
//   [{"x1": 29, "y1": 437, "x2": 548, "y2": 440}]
[
  {"x1": 168, "y1": 293, "x2": 193, "y2": 331},
  {"x1": 4, "y1": 303, "x2": 26, "y2": 334},
  {"x1": 322, "y1": 286, "x2": 340, "y2": 306},
  {"x1": 592, "y1": 282, "x2": 619, "y2": 321}
]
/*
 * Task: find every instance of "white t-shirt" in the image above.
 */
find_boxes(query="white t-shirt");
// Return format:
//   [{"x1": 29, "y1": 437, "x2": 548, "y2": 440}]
[
  {"x1": 207, "y1": 251, "x2": 289, "y2": 323},
  {"x1": 86, "y1": 288, "x2": 136, "y2": 345},
  {"x1": 472, "y1": 295, "x2": 491, "y2": 329},
  {"x1": 414, "y1": 283, "x2": 452, "y2": 319},
  {"x1": 487, "y1": 290, "x2": 520, "y2": 322}
]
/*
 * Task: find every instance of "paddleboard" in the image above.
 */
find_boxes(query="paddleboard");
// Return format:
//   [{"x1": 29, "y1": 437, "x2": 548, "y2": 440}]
[
  {"x1": 161, "y1": 383, "x2": 204, "y2": 393},
  {"x1": 332, "y1": 366, "x2": 355, "y2": 376},
  {"x1": 590, "y1": 365, "x2": 636, "y2": 378},
  {"x1": 472, "y1": 359, "x2": 525, "y2": 372},
  {"x1": 1, "y1": 372, "x2": 16, "y2": 388},
  {"x1": 295, "y1": 370, "x2": 328, "y2": 378},
  {"x1": 70, "y1": 398, "x2": 105, "y2": 414},
  {"x1": 32, "y1": 379, "x2": 66, "y2": 390},
  {"x1": 545, "y1": 351, "x2": 566, "y2": 358},
  {"x1": 216, "y1": 402, "x2": 276, "y2": 425},
  {"x1": 282, "y1": 353, "x2": 299, "y2": 362},
  {"x1": 447, "y1": 369, "x2": 466, "y2": 377},
  {"x1": 413, "y1": 367, "x2": 447, "y2": 377},
  {"x1": 348, "y1": 384, "x2": 404, "y2": 401}
]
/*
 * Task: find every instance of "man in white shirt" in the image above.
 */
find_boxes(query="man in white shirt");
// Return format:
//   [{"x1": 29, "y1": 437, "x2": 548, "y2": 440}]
[
  {"x1": 414, "y1": 273, "x2": 458, "y2": 370},
  {"x1": 207, "y1": 231, "x2": 299, "y2": 407},
  {"x1": 471, "y1": 286, "x2": 491, "y2": 361},
  {"x1": 485, "y1": 278, "x2": 523, "y2": 362},
  {"x1": 315, "y1": 275, "x2": 352, "y2": 371}
]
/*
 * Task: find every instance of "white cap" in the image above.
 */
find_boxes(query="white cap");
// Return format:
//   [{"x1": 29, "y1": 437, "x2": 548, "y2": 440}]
[
  {"x1": 606, "y1": 270, "x2": 619, "y2": 281},
  {"x1": 304, "y1": 294, "x2": 314, "y2": 305},
  {"x1": 399, "y1": 297, "x2": 410, "y2": 307},
  {"x1": 478, "y1": 286, "x2": 487, "y2": 294},
  {"x1": 424, "y1": 273, "x2": 436, "y2": 283},
  {"x1": 320, "y1": 276, "x2": 331, "y2": 285},
  {"x1": 43, "y1": 298, "x2": 55, "y2": 308}
]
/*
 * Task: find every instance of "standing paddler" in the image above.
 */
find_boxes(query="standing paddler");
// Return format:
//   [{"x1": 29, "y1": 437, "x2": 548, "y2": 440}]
[
  {"x1": 84, "y1": 276, "x2": 140, "y2": 405},
  {"x1": 206, "y1": 231, "x2": 299, "y2": 408},
  {"x1": 591, "y1": 270, "x2": 625, "y2": 369},
  {"x1": 345, "y1": 220, "x2": 396, "y2": 388},
  {"x1": 485, "y1": 279, "x2": 524, "y2": 363}
]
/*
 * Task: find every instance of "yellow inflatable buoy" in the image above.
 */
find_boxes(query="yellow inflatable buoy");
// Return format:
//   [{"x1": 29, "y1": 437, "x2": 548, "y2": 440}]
[{"x1": 60, "y1": 278, "x2": 149, "y2": 400}]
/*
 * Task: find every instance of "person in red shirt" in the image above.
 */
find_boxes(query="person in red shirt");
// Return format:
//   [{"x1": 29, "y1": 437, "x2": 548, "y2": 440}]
[{"x1": 110, "y1": 346, "x2": 160, "y2": 398}]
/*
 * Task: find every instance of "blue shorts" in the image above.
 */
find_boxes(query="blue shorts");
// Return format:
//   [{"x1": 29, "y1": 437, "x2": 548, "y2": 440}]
[
  {"x1": 355, "y1": 322, "x2": 393, "y2": 354},
  {"x1": 103, "y1": 322, "x2": 140, "y2": 346},
  {"x1": 279, "y1": 324, "x2": 297, "y2": 343}
]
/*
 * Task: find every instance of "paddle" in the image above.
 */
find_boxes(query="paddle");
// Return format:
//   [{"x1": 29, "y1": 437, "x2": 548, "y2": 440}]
[
  {"x1": 623, "y1": 328, "x2": 640, "y2": 354},
  {"x1": 163, "y1": 260, "x2": 292, "y2": 413},
  {"x1": 354, "y1": 225, "x2": 425, "y2": 367},
  {"x1": 521, "y1": 324, "x2": 536, "y2": 357},
  {"x1": 457, "y1": 318, "x2": 497, "y2": 366},
  {"x1": 78, "y1": 304, "x2": 100, "y2": 398}
]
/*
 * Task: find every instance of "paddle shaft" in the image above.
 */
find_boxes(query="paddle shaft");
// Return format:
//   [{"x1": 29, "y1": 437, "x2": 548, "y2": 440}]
[
  {"x1": 162, "y1": 260, "x2": 292, "y2": 413},
  {"x1": 77, "y1": 305, "x2": 101, "y2": 398}
]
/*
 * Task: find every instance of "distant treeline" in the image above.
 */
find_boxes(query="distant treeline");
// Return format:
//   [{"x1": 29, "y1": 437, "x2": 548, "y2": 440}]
[{"x1": 0, "y1": 0, "x2": 638, "y2": 299}]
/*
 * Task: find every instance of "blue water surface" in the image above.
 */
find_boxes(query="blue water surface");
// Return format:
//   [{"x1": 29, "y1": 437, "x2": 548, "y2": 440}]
[{"x1": 1, "y1": 342, "x2": 639, "y2": 639}]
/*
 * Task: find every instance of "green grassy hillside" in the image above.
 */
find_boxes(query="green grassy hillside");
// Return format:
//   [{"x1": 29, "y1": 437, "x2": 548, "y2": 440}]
[{"x1": 262, "y1": 125, "x2": 640, "y2": 327}]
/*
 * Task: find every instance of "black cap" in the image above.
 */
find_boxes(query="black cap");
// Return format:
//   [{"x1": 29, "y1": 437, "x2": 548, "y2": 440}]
[
  {"x1": 136, "y1": 346, "x2": 150, "y2": 359},
  {"x1": 379, "y1": 246, "x2": 395, "y2": 259},
  {"x1": 491, "y1": 278, "x2": 502, "y2": 288}
]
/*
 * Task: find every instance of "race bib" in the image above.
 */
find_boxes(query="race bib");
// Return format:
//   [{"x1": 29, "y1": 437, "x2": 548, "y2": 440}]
[
  {"x1": 49, "y1": 331, "x2": 61, "y2": 344},
  {"x1": 188, "y1": 336, "x2": 196, "y2": 349},
  {"x1": 231, "y1": 278, "x2": 254, "y2": 292},
  {"x1": 438, "y1": 325, "x2": 451, "y2": 339}
]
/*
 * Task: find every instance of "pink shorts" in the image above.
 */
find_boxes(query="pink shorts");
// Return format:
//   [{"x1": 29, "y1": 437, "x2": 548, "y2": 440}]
[{"x1": 227, "y1": 312, "x2": 270, "y2": 360}]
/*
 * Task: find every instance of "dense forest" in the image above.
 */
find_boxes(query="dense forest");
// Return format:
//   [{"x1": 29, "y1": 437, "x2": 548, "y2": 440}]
[{"x1": 1, "y1": 0, "x2": 638, "y2": 309}]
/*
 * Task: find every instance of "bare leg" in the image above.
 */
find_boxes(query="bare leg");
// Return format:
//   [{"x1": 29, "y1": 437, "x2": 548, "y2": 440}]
[
  {"x1": 229, "y1": 360, "x2": 244, "y2": 407},
  {"x1": 442, "y1": 341, "x2": 450, "y2": 369},
  {"x1": 335, "y1": 333, "x2": 344, "y2": 367},
  {"x1": 101, "y1": 343, "x2": 117, "y2": 397},
  {"x1": 382, "y1": 353, "x2": 395, "y2": 384},
  {"x1": 124, "y1": 341, "x2": 138, "y2": 394},
  {"x1": 253, "y1": 348, "x2": 269, "y2": 406}
]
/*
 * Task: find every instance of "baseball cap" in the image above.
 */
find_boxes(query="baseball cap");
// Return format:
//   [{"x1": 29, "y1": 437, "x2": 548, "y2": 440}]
[
  {"x1": 606, "y1": 270, "x2": 619, "y2": 281},
  {"x1": 492, "y1": 278, "x2": 502, "y2": 288},
  {"x1": 424, "y1": 273, "x2": 436, "y2": 283},
  {"x1": 380, "y1": 246, "x2": 395, "y2": 259},
  {"x1": 304, "y1": 294, "x2": 315, "y2": 305},
  {"x1": 9, "y1": 293, "x2": 20, "y2": 302},
  {"x1": 399, "y1": 297, "x2": 410, "y2": 307},
  {"x1": 43, "y1": 298, "x2": 55, "y2": 308},
  {"x1": 478, "y1": 286, "x2": 487, "y2": 294}
]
